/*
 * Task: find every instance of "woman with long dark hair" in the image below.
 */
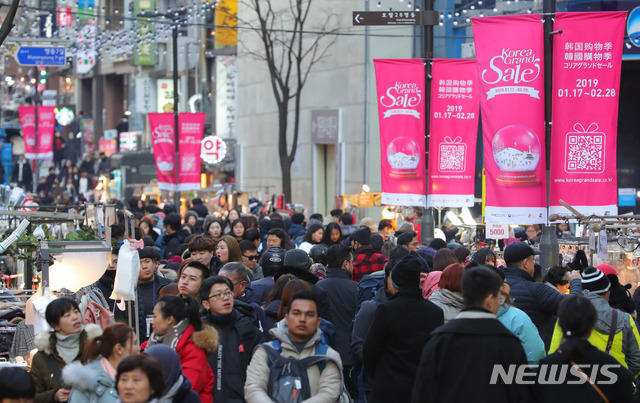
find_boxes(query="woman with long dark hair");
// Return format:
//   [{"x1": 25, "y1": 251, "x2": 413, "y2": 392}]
[
  {"x1": 537, "y1": 294, "x2": 633, "y2": 402},
  {"x1": 216, "y1": 235, "x2": 244, "y2": 265},
  {"x1": 231, "y1": 218, "x2": 246, "y2": 243},
  {"x1": 298, "y1": 223, "x2": 323, "y2": 253},
  {"x1": 321, "y1": 222, "x2": 342, "y2": 247},
  {"x1": 142, "y1": 296, "x2": 218, "y2": 403},
  {"x1": 63, "y1": 324, "x2": 139, "y2": 403}
]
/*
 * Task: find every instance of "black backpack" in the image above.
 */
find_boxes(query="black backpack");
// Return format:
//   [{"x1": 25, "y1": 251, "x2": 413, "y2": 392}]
[
  {"x1": 261, "y1": 339, "x2": 331, "y2": 403},
  {"x1": 356, "y1": 272, "x2": 385, "y2": 312}
]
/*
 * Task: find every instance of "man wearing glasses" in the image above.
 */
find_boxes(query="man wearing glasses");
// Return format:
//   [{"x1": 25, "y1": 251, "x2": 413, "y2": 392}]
[{"x1": 200, "y1": 276, "x2": 262, "y2": 403}]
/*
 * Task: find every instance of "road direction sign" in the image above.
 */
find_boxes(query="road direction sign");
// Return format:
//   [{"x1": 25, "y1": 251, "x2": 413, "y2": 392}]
[
  {"x1": 353, "y1": 11, "x2": 421, "y2": 26},
  {"x1": 14, "y1": 46, "x2": 66, "y2": 66},
  {"x1": 352, "y1": 10, "x2": 439, "y2": 26}
]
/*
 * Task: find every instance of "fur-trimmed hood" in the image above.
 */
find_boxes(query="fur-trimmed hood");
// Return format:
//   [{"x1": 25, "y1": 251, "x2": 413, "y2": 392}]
[
  {"x1": 62, "y1": 358, "x2": 114, "y2": 393},
  {"x1": 35, "y1": 323, "x2": 102, "y2": 355},
  {"x1": 191, "y1": 324, "x2": 219, "y2": 354}
]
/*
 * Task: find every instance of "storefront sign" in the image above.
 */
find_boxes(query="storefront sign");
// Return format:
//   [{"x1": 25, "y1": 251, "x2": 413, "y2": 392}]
[
  {"x1": 18, "y1": 105, "x2": 54, "y2": 160},
  {"x1": 134, "y1": 0, "x2": 156, "y2": 66},
  {"x1": 619, "y1": 188, "x2": 636, "y2": 207},
  {"x1": 119, "y1": 131, "x2": 139, "y2": 151},
  {"x1": 427, "y1": 59, "x2": 479, "y2": 208},
  {"x1": 215, "y1": 56, "x2": 237, "y2": 138},
  {"x1": 374, "y1": 59, "x2": 426, "y2": 207},
  {"x1": 157, "y1": 79, "x2": 174, "y2": 113},
  {"x1": 135, "y1": 77, "x2": 156, "y2": 114},
  {"x1": 201, "y1": 135, "x2": 227, "y2": 164},
  {"x1": 311, "y1": 109, "x2": 340, "y2": 144},
  {"x1": 472, "y1": 15, "x2": 547, "y2": 224},
  {"x1": 549, "y1": 12, "x2": 625, "y2": 217},
  {"x1": 99, "y1": 139, "x2": 117, "y2": 156}
]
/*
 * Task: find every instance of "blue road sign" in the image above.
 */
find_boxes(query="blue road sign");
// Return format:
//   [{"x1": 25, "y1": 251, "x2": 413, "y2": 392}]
[{"x1": 15, "y1": 46, "x2": 66, "y2": 66}]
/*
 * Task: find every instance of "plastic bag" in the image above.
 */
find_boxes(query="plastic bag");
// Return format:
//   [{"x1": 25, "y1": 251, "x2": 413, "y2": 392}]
[{"x1": 110, "y1": 240, "x2": 140, "y2": 308}]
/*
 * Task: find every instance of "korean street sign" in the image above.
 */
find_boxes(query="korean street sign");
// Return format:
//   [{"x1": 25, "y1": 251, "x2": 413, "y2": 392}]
[
  {"x1": 352, "y1": 10, "x2": 439, "y2": 26},
  {"x1": 15, "y1": 46, "x2": 66, "y2": 66}
]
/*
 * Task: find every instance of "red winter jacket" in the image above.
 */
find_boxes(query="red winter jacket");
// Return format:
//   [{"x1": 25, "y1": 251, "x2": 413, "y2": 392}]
[
  {"x1": 142, "y1": 324, "x2": 218, "y2": 403},
  {"x1": 352, "y1": 248, "x2": 388, "y2": 282}
]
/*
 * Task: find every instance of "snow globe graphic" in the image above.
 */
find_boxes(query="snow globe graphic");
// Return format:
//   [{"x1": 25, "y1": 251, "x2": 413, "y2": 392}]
[
  {"x1": 387, "y1": 136, "x2": 420, "y2": 179},
  {"x1": 491, "y1": 124, "x2": 541, "y2": 187}
]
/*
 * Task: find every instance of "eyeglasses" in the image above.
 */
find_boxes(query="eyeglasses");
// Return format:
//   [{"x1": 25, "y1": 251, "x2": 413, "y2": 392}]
[
  {"x1": 208, "y1": 291, "x2": 234, "y2": 300},
  {"x1": 243, "y1": 254, "x2": 258, "y2": 261}
]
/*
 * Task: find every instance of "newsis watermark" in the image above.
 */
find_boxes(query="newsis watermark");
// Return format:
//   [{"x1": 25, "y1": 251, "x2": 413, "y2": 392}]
[{"x1": 490, "y1": 364, "x2": 620, "y2": 385}]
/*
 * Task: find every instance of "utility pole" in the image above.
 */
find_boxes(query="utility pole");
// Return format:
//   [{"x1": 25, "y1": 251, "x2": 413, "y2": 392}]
[{"x1": 172, "y1": 22, "x2": 180, "y2": 208}]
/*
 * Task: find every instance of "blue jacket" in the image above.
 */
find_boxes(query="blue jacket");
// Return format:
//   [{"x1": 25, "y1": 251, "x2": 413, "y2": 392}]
[
  {"x1": 288, "y1": 223, "x2": 306, "y2": 245},
  {"x1": 63, "y1": 359, "x2": 118, "y2": 403},
  {"x1": 497, "y1": 304, "x2": 546, "y2": 364},
  {"x1": 503, "y1": 266, "x2": 581, "y2": 350}
]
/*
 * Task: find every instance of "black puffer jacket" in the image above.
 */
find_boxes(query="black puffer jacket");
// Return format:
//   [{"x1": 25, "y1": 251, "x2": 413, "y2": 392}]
[
  {"x1": 163, "y1": 229, "x2": 191, "y2": 259},
  {"x1": 201, "y1": 304, "x2": 262, "y2": 403},
  {"x1": 503, "y1": 266, "x2": 581, "y2": 349}
]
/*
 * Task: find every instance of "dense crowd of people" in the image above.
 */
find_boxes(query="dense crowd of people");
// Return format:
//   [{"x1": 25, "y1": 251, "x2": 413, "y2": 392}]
[{"x1": 2, "y1": 200, "x2": 640, "y2": 403}]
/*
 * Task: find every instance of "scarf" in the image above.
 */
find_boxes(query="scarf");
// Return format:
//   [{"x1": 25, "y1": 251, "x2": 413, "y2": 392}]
[
  {"x1": 157, "y1": 377, "x2": 184, "y2": 403},
  {"x1": 146, "y1": 319, "x2": 190, "y2": 350},
  {"x1": 100, "y1": 357, "x2": 118, "y2": 380},
  {"x1": 55, "y1": 329, "x2": 83, "y2": 364}
]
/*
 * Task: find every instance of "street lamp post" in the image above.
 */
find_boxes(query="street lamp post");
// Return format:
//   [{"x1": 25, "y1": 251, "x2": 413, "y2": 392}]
[
  {"x1": 171, "y1": 22, "x2": 180, "y2": 208},
  {"x1": 138, "y1": 11, "x2": 184, "y2": 207}
]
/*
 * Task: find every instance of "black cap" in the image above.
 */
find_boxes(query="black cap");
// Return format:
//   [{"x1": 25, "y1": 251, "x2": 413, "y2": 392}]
[
  {"x1": 504, "y1": 242, "x2": 540, "y2": 265},
  {"x1": 352, "y1": 227, "x2": 371, "y2": 245},
  {"x1": 138, "y1": 246, "x2": 161, "y2": 262}
]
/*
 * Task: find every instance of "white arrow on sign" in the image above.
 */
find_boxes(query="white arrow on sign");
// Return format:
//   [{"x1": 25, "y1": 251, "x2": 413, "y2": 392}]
[{"x1": 354, "y1": 14, "x2": 362, "y2": 24}]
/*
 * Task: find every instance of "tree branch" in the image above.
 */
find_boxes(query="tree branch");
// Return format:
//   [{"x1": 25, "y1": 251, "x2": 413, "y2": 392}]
[{"x1": 0, "y1": 0, "x2": 20, "y2": 46}]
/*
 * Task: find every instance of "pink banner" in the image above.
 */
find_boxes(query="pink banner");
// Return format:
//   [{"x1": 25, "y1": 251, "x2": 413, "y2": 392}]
[
  {"x1": 549, "y1": 12, "x2": 625, "y2": 217},
  {"x1": 37, "y1": 106, "x2": 55, "y2": 160},
  {"x1": 18, "y1": 106, "x2": 36, "y2": 159},
  {"x1": 177, "y1": 113, "x2": 205, "y2": 191},
  {"x1": 427, "y1": 59, "x2": 479, "y2": 207},
  {"x1": 472, "y1": 15, "x2": 547, "y2": 224},
  {"x1": 374, "y1": 59, "x2": 426, "y2": 207},
  {"x1": 148, "y1": 113, "x2": 176, "y2": 191}
]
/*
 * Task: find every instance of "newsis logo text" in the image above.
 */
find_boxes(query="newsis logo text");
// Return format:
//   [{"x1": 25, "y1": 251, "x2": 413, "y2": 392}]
[{"x1": 490, "y1": 364, "x2": 620, "y2": 385}]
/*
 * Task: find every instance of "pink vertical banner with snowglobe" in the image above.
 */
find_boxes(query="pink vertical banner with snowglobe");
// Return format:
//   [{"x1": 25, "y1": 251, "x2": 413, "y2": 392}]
[
  {"x1": 549, "y1": 12, "x2": 625, "y2": 217},
  {"x1": 374, "y1": 59, "x2": 426, "y2": 207},
  {"x1": 148, "y1": 113, "x2": 176, "y2": 191},
  {"x1": 18, "y1": 106, "x2": 37, "y2": 159},
  {"x1": 472, "y1": 15, "x2": 547, "y2": 224},
  {"x1": 37, "y1": 106, "x2": 55, "y2": 160},
  {"x1": 177, "y1": 112, "x2": 205, "y2": 191},
  {"x1": 427, "y1": 59, "x2": 479, "y2": 207}
]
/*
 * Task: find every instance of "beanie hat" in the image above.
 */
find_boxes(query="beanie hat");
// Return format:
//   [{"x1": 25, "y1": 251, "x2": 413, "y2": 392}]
[
  {"x1": 352, "y1": 227, "x2": 371, "y2": 246},
  {"x1": 284, "y1": 249, "x2": 313, "y2": 271},
  {"x1": 390, "y1": 256, "x2": 422, "y2": 291},
  {"x1": 394, "y1": 222, "x2": 414, "y2": 236},
  {"x1": 310, "y1": 263, "x2": 327, "y2": 280},
  {"x1": 581, "y1": 267, "x2": 611, "y2": 295},
  {"x1": 291, "y1": 213, "x2": 305, "y2": 225}
]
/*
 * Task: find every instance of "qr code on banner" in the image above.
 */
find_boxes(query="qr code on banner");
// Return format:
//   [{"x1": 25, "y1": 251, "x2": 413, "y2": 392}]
[
  {"x1": 439, "y1": 144, "x2": 466, "y2": 172},
  {"x1": 565, "y1": 134, "x2": 605, "y2": 173}
]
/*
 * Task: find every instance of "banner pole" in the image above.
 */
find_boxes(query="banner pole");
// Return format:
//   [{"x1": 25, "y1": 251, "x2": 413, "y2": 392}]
[
  {"x1": 420, "y1": 0, "x2": 436, "y2": 245},
  {"x1": 541, "y1": 0, "x2": 559, "y2": 268}
]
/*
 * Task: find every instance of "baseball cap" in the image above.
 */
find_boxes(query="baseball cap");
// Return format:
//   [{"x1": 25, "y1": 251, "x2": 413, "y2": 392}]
[{"x1": 503, "y1": 242, "x2": 540, "y2": 265}]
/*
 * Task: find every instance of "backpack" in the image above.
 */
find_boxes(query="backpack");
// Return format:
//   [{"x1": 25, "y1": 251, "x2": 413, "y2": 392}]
[
  {"x1": 356, "y1": 272, "x2": 385, "y2": 312},
  {"x1": 262, "y1": 339, "x2": 353, "y2": 403}
]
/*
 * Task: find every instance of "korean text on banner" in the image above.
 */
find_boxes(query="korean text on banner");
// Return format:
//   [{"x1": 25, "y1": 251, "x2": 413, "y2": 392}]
[
  {"x1": 177, "y1": 113, "x2": 205, "y2": 191},
  {"x1": 18, "y1": 106, "x2": 36, "y2": 159},
  {"x1": 427, "y1": 59, "x2": 479, "y2": 208},
  {"x1": 472, "y1": 15, "x2": 547, "y2": 224},
  {"x1": 37, "y1": 106, "x2": 55, "y2": 160},
  {"x1": 374, "y1": 59, "x2": 426, "y2": 207},
  {"x1": 549, "y1": 12, "x2": 625, "y2": 217},
  {"x1": 148, "y1": 113, "x2": 176, "y2": 191}
]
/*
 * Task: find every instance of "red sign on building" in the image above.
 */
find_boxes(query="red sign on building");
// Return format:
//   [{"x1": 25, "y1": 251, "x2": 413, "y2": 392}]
[{"x1": 58, "y1": 7, "x2": 73, "y2": 27}]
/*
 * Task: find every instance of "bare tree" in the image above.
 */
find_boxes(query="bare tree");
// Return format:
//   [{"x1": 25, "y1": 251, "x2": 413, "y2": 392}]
[
  {"x1": 241, "y1": 0, "x2": 336, "y2": 203},
  {"x1": 0, "y1": 0, "x2": 20, "y2": 46}
]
